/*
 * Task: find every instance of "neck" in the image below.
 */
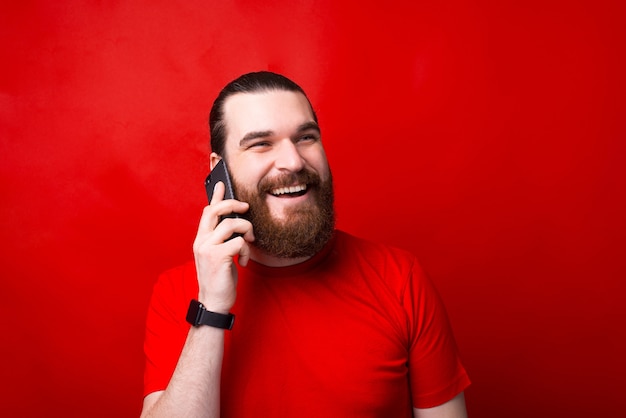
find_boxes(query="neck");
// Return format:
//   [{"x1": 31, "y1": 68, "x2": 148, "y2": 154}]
[{"x1": 249, "y1": 246, "x2": 312, "y2": 267}]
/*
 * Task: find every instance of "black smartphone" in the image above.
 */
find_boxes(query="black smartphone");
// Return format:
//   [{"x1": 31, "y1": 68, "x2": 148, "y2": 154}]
[
  {"x1": 205, "y1": 159, "x2": 237, "y2": 204},
  {"x1": 205, "y1": 159, "x2": 241, "y2": 239}
]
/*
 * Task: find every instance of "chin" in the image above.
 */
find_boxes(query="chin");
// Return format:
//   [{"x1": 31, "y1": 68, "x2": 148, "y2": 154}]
[{"x1": 267, "y1": 210, "x2": 289, "y2": 223}]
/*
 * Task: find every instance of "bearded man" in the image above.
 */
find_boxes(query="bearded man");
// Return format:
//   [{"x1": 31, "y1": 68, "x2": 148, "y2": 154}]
[{"x1": 141, "y1": 71, "x2": 470, "y2": 418}]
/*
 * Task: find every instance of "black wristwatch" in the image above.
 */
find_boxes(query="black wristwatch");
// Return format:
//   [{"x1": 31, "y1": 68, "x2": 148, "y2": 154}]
[{"x1": 186, "y1": 299, "x2": 235, "y2": 330}]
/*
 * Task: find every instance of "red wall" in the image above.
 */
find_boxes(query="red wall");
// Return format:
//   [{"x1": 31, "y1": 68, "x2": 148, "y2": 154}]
[{"x1": 2, "y1": 1, "x2": 624, "y2": 416}]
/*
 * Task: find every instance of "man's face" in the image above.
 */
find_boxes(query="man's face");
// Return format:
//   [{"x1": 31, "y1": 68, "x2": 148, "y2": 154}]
[{"x1": 218, "y1": 90, "x2": 334, "y2": 258}]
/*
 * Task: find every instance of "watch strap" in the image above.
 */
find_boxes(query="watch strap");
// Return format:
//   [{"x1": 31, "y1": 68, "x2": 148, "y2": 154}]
[{"x1": 186, "y1": 299, "x2": 235, "y2": 330}]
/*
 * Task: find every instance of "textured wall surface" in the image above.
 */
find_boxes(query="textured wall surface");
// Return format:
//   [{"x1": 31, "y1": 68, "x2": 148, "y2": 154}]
[{"x1": 1, "y1": 1, "x2": 625, "y2": 416}]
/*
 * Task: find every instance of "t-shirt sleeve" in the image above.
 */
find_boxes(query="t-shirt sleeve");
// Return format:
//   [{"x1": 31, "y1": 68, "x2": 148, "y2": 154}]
[
  {"x1": 143, "y1": 264, "x2": 195, "y2": 397},
  {"x1": 404, "y1": 259, "x2": 471, "y2": 408}
]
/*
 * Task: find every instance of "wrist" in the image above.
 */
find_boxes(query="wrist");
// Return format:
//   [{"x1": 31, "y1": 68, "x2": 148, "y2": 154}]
[
  {"x1": 186, "y1": 299, "x2": 235, "y2": 330},
  {"x1": 197, "y1": 291, "x2": 234, "y2": 314}
]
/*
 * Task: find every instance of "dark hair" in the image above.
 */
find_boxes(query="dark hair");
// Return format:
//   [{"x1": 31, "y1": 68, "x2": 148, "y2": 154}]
[{"x1": 209, "y1": 71, "x2": 317, "y2": 157}]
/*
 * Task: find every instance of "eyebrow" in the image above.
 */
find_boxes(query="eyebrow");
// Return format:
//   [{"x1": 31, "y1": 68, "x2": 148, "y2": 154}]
[
  {"x1": 296, "y1": 121, "x2": 321, "y2": 136},
  {"x1": 238, "y1": 121, "x2": 321, "y2": 147},
  {"x1": 239, "y1": 130, "x2": 273, "y2": 147}
]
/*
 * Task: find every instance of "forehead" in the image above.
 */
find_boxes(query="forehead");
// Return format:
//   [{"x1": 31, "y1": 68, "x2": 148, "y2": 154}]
[{"x1": 222, "y1": 90, "x2": 315, "y2": 143}]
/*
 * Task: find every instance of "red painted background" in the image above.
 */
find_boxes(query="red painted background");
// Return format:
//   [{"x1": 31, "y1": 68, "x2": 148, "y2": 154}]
[{"x1": 2, "y1": 1, "x2": 625, "y2": 417}]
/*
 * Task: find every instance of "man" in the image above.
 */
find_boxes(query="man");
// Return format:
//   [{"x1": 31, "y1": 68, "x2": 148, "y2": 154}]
[{"x1": 141, "y1": 71, "x2": 470, "y2": 417}]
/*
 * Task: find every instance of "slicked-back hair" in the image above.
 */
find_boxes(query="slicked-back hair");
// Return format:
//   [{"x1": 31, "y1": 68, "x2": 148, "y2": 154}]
[{"x1": 209, "y1": 71, "x2": 318, "y2": 158}]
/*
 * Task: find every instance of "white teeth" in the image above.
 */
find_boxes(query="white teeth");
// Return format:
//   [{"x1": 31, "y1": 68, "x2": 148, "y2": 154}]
[{"x1": 271, "y1": 184, "x2": 307, "y2": 196}]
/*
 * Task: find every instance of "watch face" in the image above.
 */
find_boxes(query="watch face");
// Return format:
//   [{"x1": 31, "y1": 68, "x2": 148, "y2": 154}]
[{"x1": 186, "y1": 300, "x2": 202, "y2": 326}]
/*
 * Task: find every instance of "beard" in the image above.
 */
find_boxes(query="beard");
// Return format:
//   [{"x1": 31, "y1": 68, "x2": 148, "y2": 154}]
[{"x1": 233, "y1": 168, "x2": 335, "y2": 259}]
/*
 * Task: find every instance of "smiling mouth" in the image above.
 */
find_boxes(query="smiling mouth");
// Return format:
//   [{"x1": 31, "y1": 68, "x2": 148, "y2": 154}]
[{"x1": 270, "y1": 184, "x2": 308, "y2": 197}]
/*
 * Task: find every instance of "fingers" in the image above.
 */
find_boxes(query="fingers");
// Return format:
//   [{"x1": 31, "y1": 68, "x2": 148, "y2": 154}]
[
  {"x1": 193, "y1": 179, "x2": 254, "y2": 264},
  {"x1": 197, "y1": 181, "x2": 251, "y2": 242},
  {"x1": 238, "y1": 237, "x2": 252, "y2": 267},
  {"x1": 212, "y1": 217, "x2": 255, "y2": 245},
  {"x1": 209, "y1": 181, "x2": 226, "y2": 205}
]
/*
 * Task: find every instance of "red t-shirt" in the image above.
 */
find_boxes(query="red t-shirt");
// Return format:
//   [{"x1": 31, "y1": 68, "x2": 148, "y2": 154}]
[{"x1": 144, "y1": 230, "x2": 470, "y2": 416}]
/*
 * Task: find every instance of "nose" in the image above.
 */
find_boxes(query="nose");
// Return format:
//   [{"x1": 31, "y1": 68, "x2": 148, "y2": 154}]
[{"x1": 274, "y1": 139, "x2": 305, "y2": 172}]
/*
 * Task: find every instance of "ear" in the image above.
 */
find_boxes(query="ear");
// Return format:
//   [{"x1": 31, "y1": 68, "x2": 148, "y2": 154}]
[{"x1": 210, "y1": 152, "x2": 221, "y2": 170}]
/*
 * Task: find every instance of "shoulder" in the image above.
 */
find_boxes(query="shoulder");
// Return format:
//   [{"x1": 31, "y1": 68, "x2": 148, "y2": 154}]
[
  {"x1": 333, "y1": 230, "x2": 420, "y2": 270},
  {"x1": 150, "y1": 260, "x2": 199, "y2": 308},
  {"x1": 331, "y1": 230, "x2": 427, "y2": 291},
  {"x1": 157, "y1": 260, "x2": 197, "y2": 282}
]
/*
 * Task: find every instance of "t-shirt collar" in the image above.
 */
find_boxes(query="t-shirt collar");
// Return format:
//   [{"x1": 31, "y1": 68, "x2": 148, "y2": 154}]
[{"x1": 241, "y1": 231, "x2": 337, "y2": 278}]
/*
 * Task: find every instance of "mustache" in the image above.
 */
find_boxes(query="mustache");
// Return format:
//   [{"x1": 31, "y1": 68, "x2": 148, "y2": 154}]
[{"x1": 257, "y1": 169, "x2": 321, "y2": 193}]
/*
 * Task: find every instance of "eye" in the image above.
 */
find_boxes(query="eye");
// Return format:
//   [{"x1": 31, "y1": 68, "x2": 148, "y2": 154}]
[
  {"x1": 298, "y1": 133, "x2": 319, "y2": 143},
  {"x1": 248, "y1": 141, "x2": 270, "y2": 149}
]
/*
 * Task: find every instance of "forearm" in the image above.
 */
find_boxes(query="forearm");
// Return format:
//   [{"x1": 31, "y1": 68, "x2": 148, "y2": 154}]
[
  {"x1": 142, "y1": 188, "x2": 252, "y2": 417},
  {"x1": 413, "y1": 392, "x2": 467, "y2": 418},
  {"x1": 141, "y1": 325, "x2": 225, "y2": 418}
]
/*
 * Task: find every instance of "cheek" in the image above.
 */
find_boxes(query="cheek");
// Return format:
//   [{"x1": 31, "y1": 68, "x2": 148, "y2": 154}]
[
  {"x1": 305, "y1": 148, "x2": 330, "y2": 178},
  {"x1": 231, "y1": 171, "x2": 259, "y2": 198},
  {"x1": 315, "y1": 158, "x2": 331, "y2": 181},
  {"x1": 231, "y1": 159, "x2": 268, "y2": 187}
]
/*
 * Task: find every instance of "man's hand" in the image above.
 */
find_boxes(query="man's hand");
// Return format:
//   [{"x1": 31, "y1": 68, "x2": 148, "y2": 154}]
[
  {"x1": 141, "y1": 182, "x2": 252, "y2": 418},
  {"x1": 192, "y1": 181, "x2": 254, "y2": 314}
]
